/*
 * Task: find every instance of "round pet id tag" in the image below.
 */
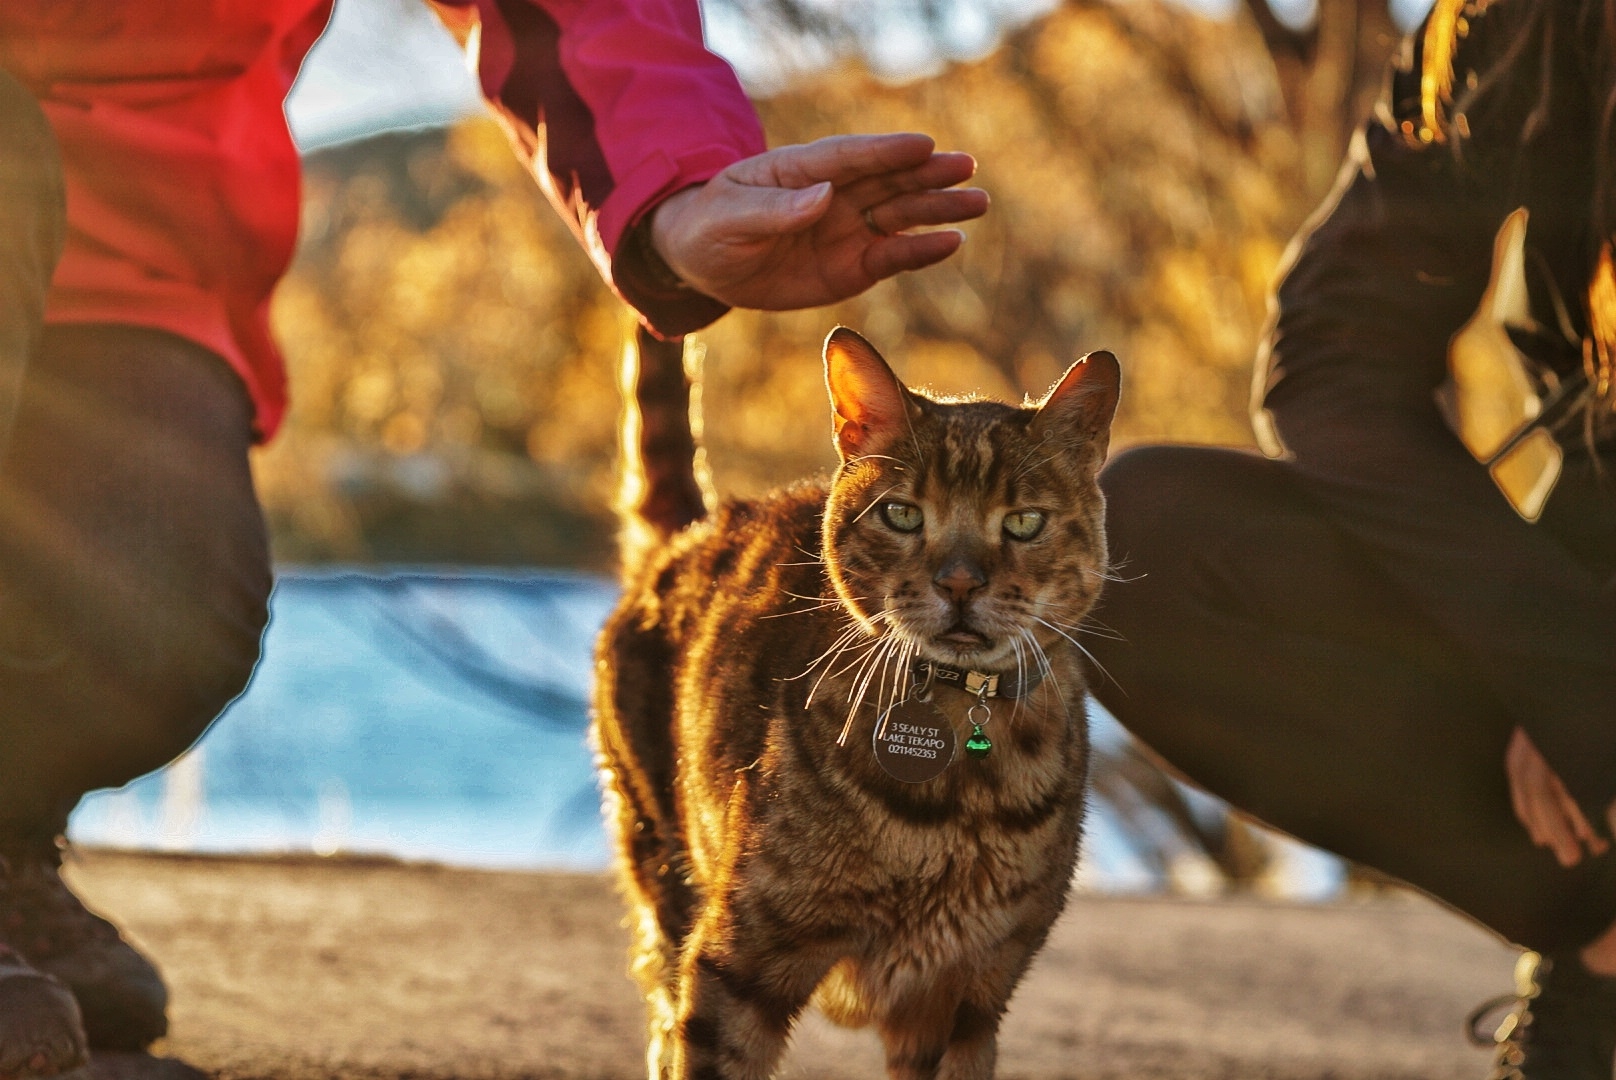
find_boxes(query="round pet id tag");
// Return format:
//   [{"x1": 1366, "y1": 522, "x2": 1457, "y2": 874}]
[{"x1": 872, "y1": 697, "x2": 956, "y2": 783}]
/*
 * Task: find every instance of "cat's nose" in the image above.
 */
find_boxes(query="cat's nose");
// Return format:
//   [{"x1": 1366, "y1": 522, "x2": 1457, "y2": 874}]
[{"x1": 932, "y1": 557, "x2": 986, "y2": 603}]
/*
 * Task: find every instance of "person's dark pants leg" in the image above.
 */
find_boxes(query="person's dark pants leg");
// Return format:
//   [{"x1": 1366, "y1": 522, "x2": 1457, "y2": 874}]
[
  {"x1": 1088, "y1": 444, "x2": 1616, "y2": 955},
  {"x1": 0, "y1": 324, "x2": 273, "y2": 1052},
  {"x1": 0, "y1": 325, "x2": 273, "y2": 828},
  {"x1": 0, "y1": 63, "x2": 270, "y2": 841},
  {"x1": 0, "y1": 64, "x2": 272, "y2": 1054}
]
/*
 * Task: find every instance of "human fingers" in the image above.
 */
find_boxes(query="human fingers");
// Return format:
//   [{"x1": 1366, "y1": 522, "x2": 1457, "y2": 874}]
[
  {"x1": 1550, "y1": 771, "x2": 1609, "y2": 856},
  {"x1": 1520, "y1": 730, "x2": 1609, "y2": 861},
  {"x1": 1506, "y1": 733, "x2": 1537, "y2": 840},
  {"x1": 651, "y1": 178, "x2": 832, "y2": 286},
  {"x1": 835, "y1": 152, "x2": 980, "y2": 213},
  {"x1": 1505, "y1": 727, "x2": 1538, "y2": 824},
  {"x1": 861, "y1": 187, "x2": 990, "y2": 236},
  {"x1": 701, "y1": 177, "x2": 833, "y2": 239},
  {"x1": 1529, "y1": 783, "x2": 1585, "y2": 867},
  {"x1": 1507, "y1": 727, "x2": 1584, "y2": 867},
  {"x1": 732, "y1": 133, "x2": 941, "y2": 189},
  {"x1": 863, "y1": 229, "x2": 966, "y2": 281}
]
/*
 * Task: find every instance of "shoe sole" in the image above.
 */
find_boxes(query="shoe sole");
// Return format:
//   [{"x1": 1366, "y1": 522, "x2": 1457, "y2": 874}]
[{"x1": 0, "y1": 972, "x2": 90, "y2": 1079}]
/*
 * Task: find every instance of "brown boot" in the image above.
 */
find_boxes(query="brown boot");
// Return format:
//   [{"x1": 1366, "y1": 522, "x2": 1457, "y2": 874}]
[
  {"x1": 0, "y1": 943, "x2": 88, "y2": 1078},
  {"x1": 0, "y1": 835, "x2": 167, "y2": 1051}
]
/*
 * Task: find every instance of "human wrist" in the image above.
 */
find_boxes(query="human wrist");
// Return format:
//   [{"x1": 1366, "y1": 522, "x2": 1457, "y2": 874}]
[
  {"x1": 611, "y1": 195, "x2": 730, "y2": 339},
  {"x1": 626, "y1": 213, "x2": 692, "y2": 294},
  {"x1": 646, "y1": 186, "x2": 703, "y2": 290}
]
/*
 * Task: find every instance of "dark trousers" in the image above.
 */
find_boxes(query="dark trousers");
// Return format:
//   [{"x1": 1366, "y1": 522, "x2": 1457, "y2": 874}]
[
  {"x1": 1089, "y1": 440, "x2": 1616, "y2": 955},
  {"x1": 0, "y1": 70, "x2": 271, "y2": 836}
]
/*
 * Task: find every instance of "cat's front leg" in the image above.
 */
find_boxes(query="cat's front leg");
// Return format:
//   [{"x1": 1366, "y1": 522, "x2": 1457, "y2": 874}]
[
  {"x1": 670, "y1": 904, "x2": 840, "y2": 1080},
  {"x1": 880, "y1": 916, "x2": 1056, "y2": 1080},
  {"x1": 924, "y1": 924, "x2": 1055, "y2": 1080},
  {"x1": 878, "y1": 993, "x2": 1000, "y2": 1080},
  {"x1": 931, "y1": 998, "x2": 1001, "y2": 1080}
]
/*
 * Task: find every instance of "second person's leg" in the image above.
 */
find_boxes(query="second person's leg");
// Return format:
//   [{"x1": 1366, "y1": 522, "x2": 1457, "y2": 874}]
[{"x1": 1087, "y1": 444, "x2": 1616, "y2": 953}]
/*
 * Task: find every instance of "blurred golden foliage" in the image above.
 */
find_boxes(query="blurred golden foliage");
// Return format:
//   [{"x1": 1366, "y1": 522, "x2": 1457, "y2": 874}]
[{"x1": 259, "y1": 0, "x2": 1323, "y2": 566}]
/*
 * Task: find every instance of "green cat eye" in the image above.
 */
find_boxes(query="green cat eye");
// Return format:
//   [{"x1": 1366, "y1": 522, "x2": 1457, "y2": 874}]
[
  {"x1": 1002, "y1": 509, "x2": 1045, "y2": 541},
  {"x1": 879, "y1": 501, "x2": 924, "y2": 533}
]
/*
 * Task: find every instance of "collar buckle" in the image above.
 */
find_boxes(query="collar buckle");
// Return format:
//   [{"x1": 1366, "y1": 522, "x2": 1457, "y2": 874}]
[
  {"x1": 963, "y1": 670, "x2": 999, "y2": 698},
  {"x1": 918, "y1": 660, "x2": 1004, "y2": 698}
]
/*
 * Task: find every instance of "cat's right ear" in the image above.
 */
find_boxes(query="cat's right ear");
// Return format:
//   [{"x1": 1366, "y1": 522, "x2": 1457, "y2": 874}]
[
  {"x1": 1031, "y1": 349, "x2": 1121, "y2": 456},
  {"x1": 824, "y1": 327, "x2": 912, "y2": 461}
]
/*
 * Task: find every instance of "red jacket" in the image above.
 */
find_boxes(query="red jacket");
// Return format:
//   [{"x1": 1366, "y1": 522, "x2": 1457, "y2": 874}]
[{"x1": 0, "y1": 0, "x2": 764, "y2": 439}]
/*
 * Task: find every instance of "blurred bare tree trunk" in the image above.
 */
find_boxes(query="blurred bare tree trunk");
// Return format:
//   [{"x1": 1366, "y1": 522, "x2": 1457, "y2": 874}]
[{"x1": 1245, "y1": 0, "x2": 1399, "y2": 197}]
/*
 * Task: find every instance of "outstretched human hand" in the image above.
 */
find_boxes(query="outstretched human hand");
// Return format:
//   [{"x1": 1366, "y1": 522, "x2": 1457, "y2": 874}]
[
  {"x1": 1506, "y1": 726, "x2": 1610, "y2": 867},
  {"x1": 649, "y1": 133, "x2": 989, "y2": 311}
]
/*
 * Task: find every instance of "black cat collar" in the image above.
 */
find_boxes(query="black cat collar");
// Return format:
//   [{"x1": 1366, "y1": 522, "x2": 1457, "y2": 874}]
[{"x1": 909, "y1": 658, "x2": 1044, "y2": 701}]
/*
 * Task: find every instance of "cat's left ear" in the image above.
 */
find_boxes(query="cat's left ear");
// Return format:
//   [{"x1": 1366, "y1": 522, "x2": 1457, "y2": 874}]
[
  {"x1": 1030, "y1": 350, "x2": 1120, "y2": 456},
  {"x1": 824, "y1": 327, "x2": 916, "y2": 461}
]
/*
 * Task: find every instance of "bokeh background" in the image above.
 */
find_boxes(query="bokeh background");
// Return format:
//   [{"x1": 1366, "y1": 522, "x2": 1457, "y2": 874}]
[
  {"x1": 260, "y1": 0, "x2": 1422, "y2": 566},
  {"x1": 73, "y1": 0, "x2": 1431, "y2": 899}
]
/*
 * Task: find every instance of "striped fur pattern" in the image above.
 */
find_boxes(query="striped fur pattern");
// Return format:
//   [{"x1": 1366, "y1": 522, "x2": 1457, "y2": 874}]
[
  {"x1": 615, "y1": 326, "x2": 712, "y2": 570},
  {"x1": 594, "y1": 327, "x2": 1120, "y2": 1080}
]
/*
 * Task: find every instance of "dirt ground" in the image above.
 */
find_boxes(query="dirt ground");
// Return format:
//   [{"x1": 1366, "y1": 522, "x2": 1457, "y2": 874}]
[{"x1": 59, "y1": 850, "x2": 1518, "y2": 1080}]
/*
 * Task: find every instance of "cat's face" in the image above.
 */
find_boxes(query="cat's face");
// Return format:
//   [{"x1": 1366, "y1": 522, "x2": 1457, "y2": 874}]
[{"x1": 819, "y1": 328, "x2": 1120, "y2": 673}]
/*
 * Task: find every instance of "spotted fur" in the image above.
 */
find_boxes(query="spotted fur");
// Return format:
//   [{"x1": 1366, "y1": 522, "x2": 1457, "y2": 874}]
[{"x1": 594, "y1": 327, "x2": 1120, "y2": 1080}]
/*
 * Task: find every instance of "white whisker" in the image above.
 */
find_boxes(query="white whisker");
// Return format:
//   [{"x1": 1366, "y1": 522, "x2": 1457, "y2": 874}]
[
  {"x1": 839, "y1": 633, "x2": 900, "y2": 745},
  {"x1": 760, "y1": 599, "x2": 843, "y2": 620},
  {"x1": 837, "y1": 634, "x2": 886, "y2": 747},
  {"x1": 1033, "y1": 616, "x2": 1121, "y2": 694},
  {"x1": 873, "y1": 635, "x2": 904, "y2": 727},
  {"x1": 792, "y1": 619, "x2": 865, "y2": 676},
  {"x1": 848, "y1": 635, "x2": 894, "y2": 719},
  {"x1": 1035, "y1": 616, "x2": 1126, "y2": 642},
  {"x1": 885, "y1": 637, "x2": 914, "y2": 719},
  {"x1": 846, "y1": 453, "x2": 909, "y2": 471},
  {"x1": 1081, "y1": 566, "x2": 1144, "y2": 585},
  {"x1": 1021, "y1": 630, "x2": 1075, "y2": 724},
  {"x1": 1007, "y1": 431, "x2": 1056, "y2": 478},
  {"x1": 850, "y1": 485, "x2": 904, "y2": 524},
  {"x1": 829, "y1": 637, "x2": 884, "y2": 680},
  {"x1": 814, "y1": 636, "x2": 882, "y2": 712},
  {"x1": 1008, "y1": 633, "x2": 1026, "y2": 725},
  {"x1": 1012, "y1": 450, "x2": 1061, "y2": 480},
  {"x1": 795, "y1": 620, "x2": 872, "y2": 705},
  {"x1": 778, "y1": 588, "x2": 849, "y2": 604}
]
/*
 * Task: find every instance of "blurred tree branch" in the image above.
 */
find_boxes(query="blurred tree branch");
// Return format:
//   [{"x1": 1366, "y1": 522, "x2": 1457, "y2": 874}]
[
  {"x1": 1064, "y1": 0, "x2": 1260, "y2": 151},
  {"x1": 715, "y1": 0, "x2": 1401, "y2": 200},
  {"x1": 1245, "y1": 0, "x2": 1397, "y2": 193}
]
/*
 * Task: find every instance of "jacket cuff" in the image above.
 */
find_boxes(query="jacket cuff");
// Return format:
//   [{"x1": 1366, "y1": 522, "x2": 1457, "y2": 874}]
[
  {"x1": 596, "y1": 144, "x2": 746, "y2": 256},
  {"x1": 612, "y1": 213, "x2": 730, "y2": 338},
  {"x1": 605, "y1": 148, "x2": 745, "y2": 337}
]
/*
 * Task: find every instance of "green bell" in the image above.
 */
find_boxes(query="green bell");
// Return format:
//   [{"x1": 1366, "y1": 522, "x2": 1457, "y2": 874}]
[{"x1": 965, "y1": 724, "x2": 992, "y2": 759}]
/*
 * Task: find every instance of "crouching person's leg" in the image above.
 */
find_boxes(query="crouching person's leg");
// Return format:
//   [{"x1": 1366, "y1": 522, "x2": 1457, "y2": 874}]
[
  {"x1": 0, "y1": 63, "x2": 91, "y2": 1078},
  {"x1": 0, "y1": 325, "x2": 272, "y2": 1056},
  {"x1": 1088, "y1": 443, "x2": 1616, "y2": 1080}
]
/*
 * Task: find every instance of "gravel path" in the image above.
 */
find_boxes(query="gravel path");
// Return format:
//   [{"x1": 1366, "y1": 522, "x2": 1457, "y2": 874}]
[{"x1": 62, "y1": 851, "x2": 1518, "y2": 1080}]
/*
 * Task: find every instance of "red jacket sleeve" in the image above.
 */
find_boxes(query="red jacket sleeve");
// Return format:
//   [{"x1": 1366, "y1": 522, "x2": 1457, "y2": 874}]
[{"x1": 436, "y1": 0, "x2": 766, "y2": 336}]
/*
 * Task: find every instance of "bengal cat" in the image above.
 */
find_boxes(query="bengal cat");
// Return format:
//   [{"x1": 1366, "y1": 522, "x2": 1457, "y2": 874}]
[{"x1": 594, "y1": 326, "x2": 1120, "y2": 1080}]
